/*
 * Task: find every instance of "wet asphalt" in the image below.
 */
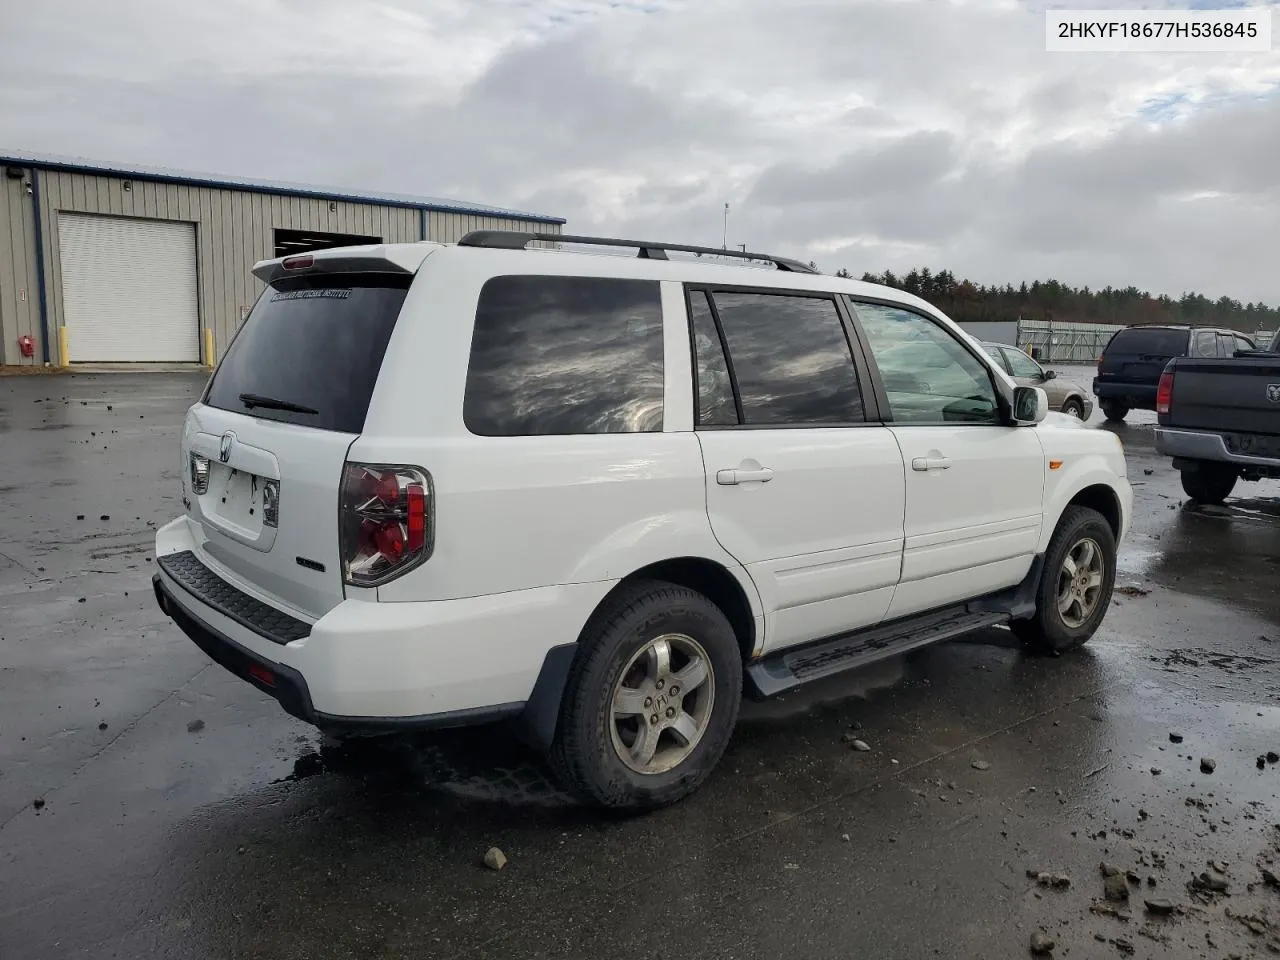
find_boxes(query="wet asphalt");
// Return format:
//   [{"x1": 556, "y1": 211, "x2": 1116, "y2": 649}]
[{"x1": 1, "y1": 369, "x2": 1279, "y2": 960}]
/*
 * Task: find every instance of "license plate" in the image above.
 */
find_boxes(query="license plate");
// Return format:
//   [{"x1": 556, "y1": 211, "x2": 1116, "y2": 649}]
[{"x1": 207, "y1": 465, "x2": 266, "y2": 533}]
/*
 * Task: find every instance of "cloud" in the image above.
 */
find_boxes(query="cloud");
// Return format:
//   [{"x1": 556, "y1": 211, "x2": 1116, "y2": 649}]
[{"x1": 3, "y1": 0, "x2": 1280, "y2": 303}]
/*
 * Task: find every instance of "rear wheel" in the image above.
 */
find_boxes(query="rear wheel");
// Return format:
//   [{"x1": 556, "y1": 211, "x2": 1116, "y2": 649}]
[
  {"x1": 1012, "y1": 506, "x2": 1116, "y2": 655},
  {"x1": 1180, "y1": 464, "x2": 1238, "y2": 505},
  {"x1": 549, "y1": 580, "x2": 742, "y2": 810},
  {"x1": 1100, "y1": 400, "x2": 1128, "y2": 422},
  {"x1": 1062, "y1": 398, "x2": 1086, "y2": 420}
]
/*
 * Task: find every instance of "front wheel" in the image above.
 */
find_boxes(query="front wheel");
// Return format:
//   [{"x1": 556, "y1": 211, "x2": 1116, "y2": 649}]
[
  {"x1": 1180, "y1": 464, "x2": 1238, "y2": 505},
  {"x1": 1012, "y1": 506, "x2": 1116, "y2": 655},
  {"x1": 1100, "y1": 400, "x2": 1128, "y2": 422},
  {"x1": 549, "y1": 580, "x2": 742, "y2": 810},
  {"x1": 1062, "y1": 398, "x2": 1086, "y2": 420}
]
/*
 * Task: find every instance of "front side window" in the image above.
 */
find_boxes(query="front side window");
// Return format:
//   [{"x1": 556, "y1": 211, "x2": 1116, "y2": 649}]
[
  {"x1": 463, "y1": 275, "x2": 664, "y2": 436},
  {"x1": 1003, "y1": 346, "x2": 1043, "y2": 379},
  {"x1": 1235, "y1": 335, "x2": 1256, "y2": 354},
  {"x1": 854, "y1": 302, "x2": 1000, "y2": 424},
  {"x1": 1215, "y1": 332, "x2": 1250, "y2": 357},
  {"x1": 707, "y1": 291, "x2": 864, "y2": 425}
]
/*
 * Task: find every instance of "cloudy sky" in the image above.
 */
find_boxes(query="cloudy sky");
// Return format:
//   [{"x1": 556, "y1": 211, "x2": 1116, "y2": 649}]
[{"x1": 2, "y1": 0, "x2": 1279, "y2": 303}]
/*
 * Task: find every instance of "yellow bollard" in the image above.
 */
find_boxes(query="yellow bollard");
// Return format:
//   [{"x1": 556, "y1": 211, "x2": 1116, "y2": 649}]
[
  {"x1": 58, "y1": 325, "x2": 69, "y2": 368},
  {"x1": 204, "y1": 328, "x2": 216, "y2": 370}
]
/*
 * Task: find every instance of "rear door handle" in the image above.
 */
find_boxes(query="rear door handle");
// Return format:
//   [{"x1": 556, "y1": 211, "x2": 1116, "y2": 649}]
[
  {"x1": 911, "y1": 456, "x2": 952, "y2": 472},
  {"x1": 716, "y1": 466, "x2": 774, "y2": 485}
]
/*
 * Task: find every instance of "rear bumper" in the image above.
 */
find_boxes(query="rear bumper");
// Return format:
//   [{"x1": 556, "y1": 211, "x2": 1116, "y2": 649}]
[
  {"x1": 153, "y1": 517, "x2": 602, "y2": 740},
  {"x1": 1093, "y1": 380, "x2": 1157, "y2": 407},
  {"x1": 1155, "y1": 428, "x2": 1280, "y2": 471},
  {"x1": 153, "y1": 572, "x2": 524, "y2": 734}
]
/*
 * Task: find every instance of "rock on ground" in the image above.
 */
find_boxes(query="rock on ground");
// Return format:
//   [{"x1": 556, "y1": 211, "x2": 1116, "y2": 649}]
[
  {"x1": 1104, "y1": 873, "x2": 1131, "y2": 901},
  {"x1": 483, "y1": 847, "x2": 508, "y2": 871},
  {"x1": 1029, "y1": 931, "x2": 1055, "y2": 955}
]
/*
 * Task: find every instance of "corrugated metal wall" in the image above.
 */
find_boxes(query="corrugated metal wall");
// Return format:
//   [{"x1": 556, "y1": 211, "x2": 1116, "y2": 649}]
[
  {"x1": 956, "y1": 320, "x2": 1018, "y2": 345},
  {"x1": 0, "y1": 174, "x2": 42, "y2": 365},
  {"x1": 0, "y1": 168, "x2": 561, "y2": 365}
]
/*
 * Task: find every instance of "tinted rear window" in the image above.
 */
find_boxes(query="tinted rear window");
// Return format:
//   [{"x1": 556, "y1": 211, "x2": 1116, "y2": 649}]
[
  {"x1": 463, "y1": 275, "x2": 664, "y2": 436},
  {"x1": 1105, "y1": 328, "x2": 1188, "y2": 356},
  {"x1": 205, "y1": 274, "x2": 409, "y2": 433}
]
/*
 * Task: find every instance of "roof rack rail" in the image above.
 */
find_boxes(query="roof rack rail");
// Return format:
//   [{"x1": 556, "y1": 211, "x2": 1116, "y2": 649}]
[{"x1": 456, "y1": 230, "x2": 819, "y2": 274}]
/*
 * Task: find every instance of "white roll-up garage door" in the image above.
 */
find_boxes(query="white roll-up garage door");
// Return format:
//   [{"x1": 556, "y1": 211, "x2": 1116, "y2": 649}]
[{"x1": 58, "y1": 213, "x2": 200, "y2": 362}]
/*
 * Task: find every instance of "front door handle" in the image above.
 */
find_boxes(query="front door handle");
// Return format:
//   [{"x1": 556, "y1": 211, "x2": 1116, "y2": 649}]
[
  {"x1": 716, "y1": 466, "x2": 774, "y2": 485},
  {"x1": 911, "y1": 456, "x2": 952, "y2": 472}
]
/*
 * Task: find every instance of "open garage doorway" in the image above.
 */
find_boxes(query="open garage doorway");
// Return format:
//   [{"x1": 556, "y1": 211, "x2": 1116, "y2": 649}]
[{"x1": 273, "y1": 228, "x2": 382, "y2": 257}]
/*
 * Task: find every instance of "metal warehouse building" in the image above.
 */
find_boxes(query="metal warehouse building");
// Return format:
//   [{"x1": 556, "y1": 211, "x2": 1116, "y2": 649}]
[{"x1": 0, "y1": 152, "x2": 565, "y2": 367}]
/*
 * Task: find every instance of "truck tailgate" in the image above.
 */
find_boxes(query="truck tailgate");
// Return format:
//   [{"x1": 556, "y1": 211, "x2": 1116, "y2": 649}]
[{"x1": 1167, "y1": 359, "x2": 1280, "y2": 434}]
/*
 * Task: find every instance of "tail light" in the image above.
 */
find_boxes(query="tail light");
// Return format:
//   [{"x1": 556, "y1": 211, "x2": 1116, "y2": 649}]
[
  {"x1": 1156, "y1": 368, "x2": 1174, "y2": 414},
  {"x1": 282, "y1": 254, "x2": 314, "y2": 270},
  {"x1": 190, "y1": 453, "x2": 210, "y2": 494},
  {"x1": 340, "y1": 463, "x2": 433, "y2": 587}
]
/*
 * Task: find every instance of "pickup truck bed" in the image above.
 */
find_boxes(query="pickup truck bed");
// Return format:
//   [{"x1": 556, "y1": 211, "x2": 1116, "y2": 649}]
[{"x1": 1155, "y1": 338, "x2": 1280, "y2": 503}]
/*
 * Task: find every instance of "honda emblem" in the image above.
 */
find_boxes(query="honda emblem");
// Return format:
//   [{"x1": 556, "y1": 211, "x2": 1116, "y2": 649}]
[{"x1": 219, "y1": 431, "x2": 236, "y2": 463}]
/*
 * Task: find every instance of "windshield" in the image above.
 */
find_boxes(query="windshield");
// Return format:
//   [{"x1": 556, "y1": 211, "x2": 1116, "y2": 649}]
[
  {"x1": 1106, "y1": 327, "x2": 1188, "y2": 356},
  {"x1": 204, "y1": 274, "x2": 410, "y2": 433}
]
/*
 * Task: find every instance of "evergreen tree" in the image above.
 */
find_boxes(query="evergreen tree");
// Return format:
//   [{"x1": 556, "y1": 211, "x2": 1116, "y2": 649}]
[{"x1": 839, "y1": 265, "x2": 1278, "y2": 332}]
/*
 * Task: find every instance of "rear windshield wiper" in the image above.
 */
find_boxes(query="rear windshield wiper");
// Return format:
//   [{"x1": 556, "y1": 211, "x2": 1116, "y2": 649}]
[{"x1": 238, "y1": 392, "x2": 319, "y2": 415}]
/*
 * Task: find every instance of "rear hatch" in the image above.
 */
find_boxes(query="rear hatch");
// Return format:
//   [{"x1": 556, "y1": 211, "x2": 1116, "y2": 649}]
[
  {"x1": 183, "y1": 264, "x2": 413, "y2": 619},
  {"x1": 1098, "y1": 327, "x2": 1189, "y2": 385}
]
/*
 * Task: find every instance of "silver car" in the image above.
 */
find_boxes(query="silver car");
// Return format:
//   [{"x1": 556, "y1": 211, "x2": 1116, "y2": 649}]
[{"x1": 981, "y1": 342, "x2": 1094, "y2": 420}]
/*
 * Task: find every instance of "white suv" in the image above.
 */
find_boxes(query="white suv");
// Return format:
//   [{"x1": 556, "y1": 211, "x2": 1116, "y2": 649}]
[{"x1": 153, "y1": 232, "x2": 1132, "y2": 809}]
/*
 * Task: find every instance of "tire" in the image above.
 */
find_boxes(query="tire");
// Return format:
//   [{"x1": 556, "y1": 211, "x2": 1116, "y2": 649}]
[
  {"x1": 1100, "y1": 400, "x2": 1128, "y2": 423},
  {"x1": 1062, "y1": 398, "x2": 1086, "y2": 420},
  {"x1": 1180, "y1": 464, "x2": 1238, "y2": 505},
  {"x1": 549, "y1": 579, "x2": 743, "y2": 810},
  {"x1": 1011, "y1": 506, "x2": 1116, "y2": 655}
]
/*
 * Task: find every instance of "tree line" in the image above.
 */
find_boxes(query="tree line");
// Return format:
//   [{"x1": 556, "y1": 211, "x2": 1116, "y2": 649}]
[{"x1": 831, "y1": 266, "x2": 1279, "y2": 332}]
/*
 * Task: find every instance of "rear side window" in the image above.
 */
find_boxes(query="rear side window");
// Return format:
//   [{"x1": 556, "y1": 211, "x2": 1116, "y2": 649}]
[
  {"x1": 705, "y1": 291, "x2": 864, "y2": 425},
  {"x1": 1106, "y1": 328, "x2": 1188, "y2": 357},
  {"x1": 688, "y1": 292, "x2": 737, "y2": 427},
  {"x1": 464, "y1": 275, "x2": 664, "y2": 436},
  {"x1": 1002, "y1": 346, "x2": 1042, "y2": 379},
  {"x1": 981, "y1": 344, "x2": 1010, "y2": 372},
  {"x1": 1191, "y1": 331, "x2": 1219, "y2": 358},
  {"x1": 205, "y1": 274, "x2": 409, "y2": 433}
]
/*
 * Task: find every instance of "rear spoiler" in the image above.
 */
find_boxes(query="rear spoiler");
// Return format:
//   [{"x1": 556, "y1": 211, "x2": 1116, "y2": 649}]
[{"x1": 252, "y1": 244, "x2": 438, "y2": 284}]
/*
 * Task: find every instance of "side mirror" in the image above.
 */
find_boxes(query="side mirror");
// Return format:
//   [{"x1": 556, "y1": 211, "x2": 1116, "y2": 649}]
[
  {"x1": 1012, "y1": 385, "x2": 1048, "y2": 425},
  {"x1": 1042, "y1": 369, "x2": 1057, "y2": 381}
]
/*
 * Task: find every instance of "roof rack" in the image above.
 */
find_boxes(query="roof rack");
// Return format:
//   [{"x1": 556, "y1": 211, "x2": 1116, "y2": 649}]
[{"x1": 456, "y1": 230, "x2": 819, "y2": 274}]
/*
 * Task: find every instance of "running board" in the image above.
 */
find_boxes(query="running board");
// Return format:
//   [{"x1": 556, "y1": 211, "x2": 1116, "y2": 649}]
[{"x1": 745, "y1": 606, "x2": 1010, "y2": 700}]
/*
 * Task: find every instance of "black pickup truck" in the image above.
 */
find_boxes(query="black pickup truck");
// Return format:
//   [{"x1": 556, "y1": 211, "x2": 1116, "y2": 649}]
[{"x1": 1155, "y1": 330, "x2": 1280, "y2": 503}]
